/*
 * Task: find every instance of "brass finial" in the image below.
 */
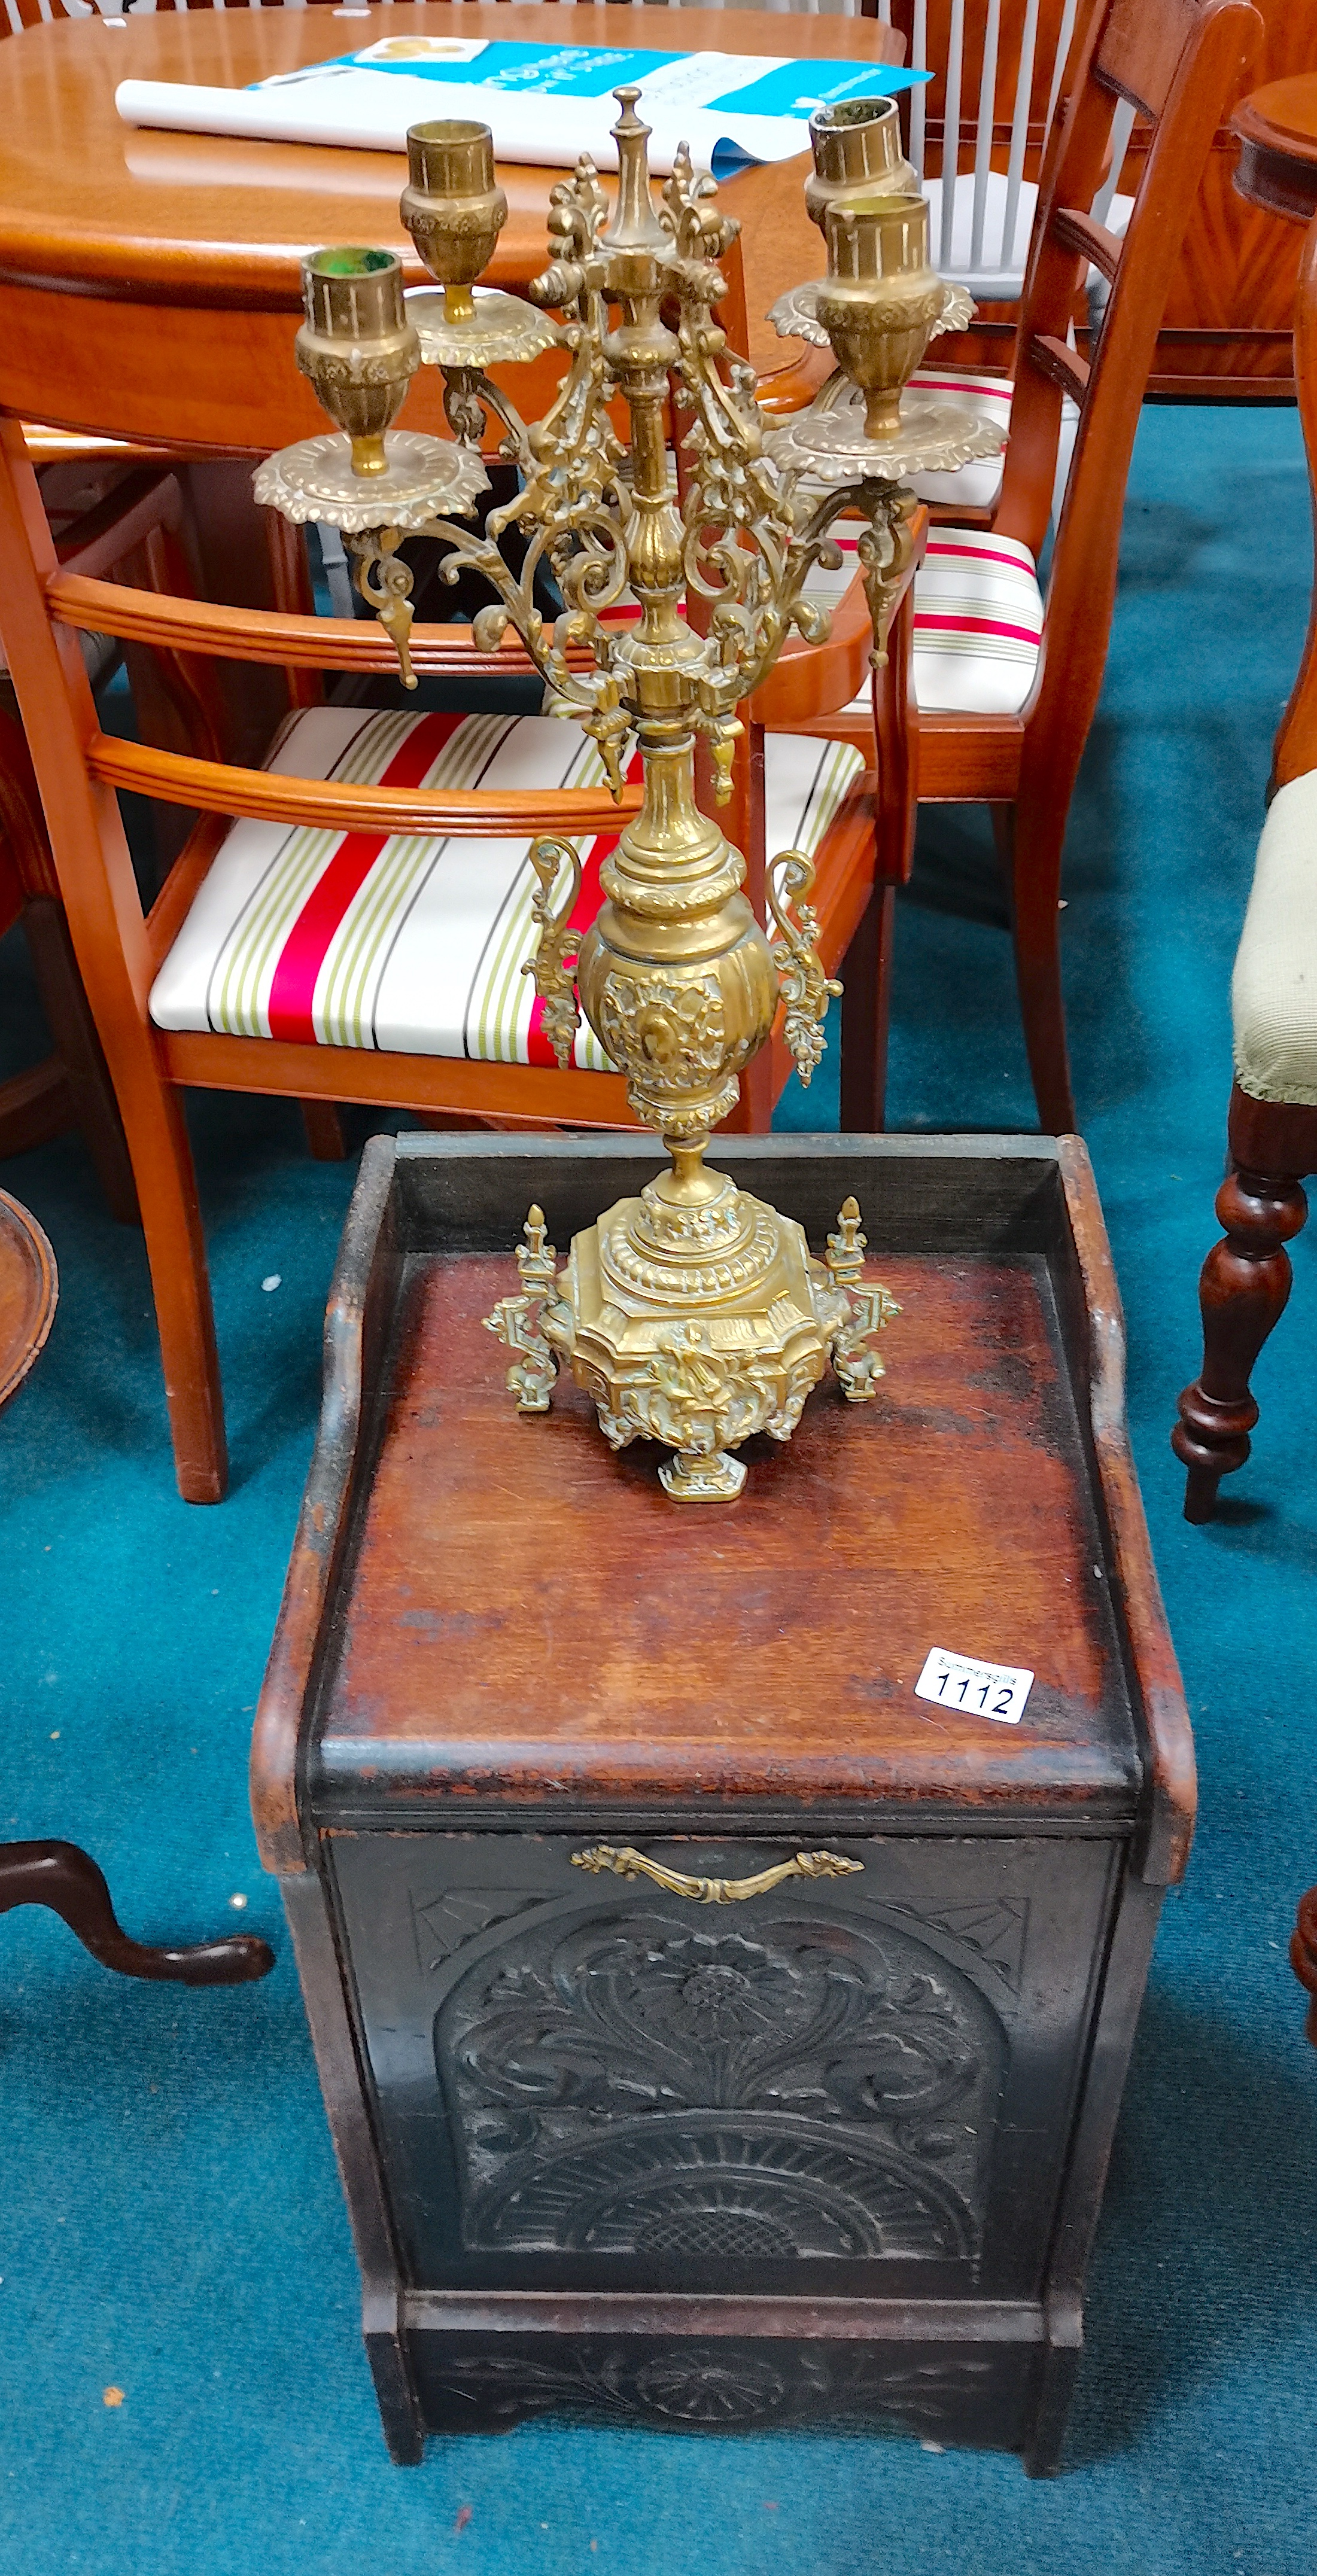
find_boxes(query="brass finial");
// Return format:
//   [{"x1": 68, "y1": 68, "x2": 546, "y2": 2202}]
[{"x1": 600, "y1": 86, "x2": 671, "y2": 255}]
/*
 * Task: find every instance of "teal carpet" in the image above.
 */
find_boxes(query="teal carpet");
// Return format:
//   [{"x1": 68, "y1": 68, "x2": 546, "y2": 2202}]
[{"x1": 2, "y1": 404, "x2": 1316, "y2": 2576}]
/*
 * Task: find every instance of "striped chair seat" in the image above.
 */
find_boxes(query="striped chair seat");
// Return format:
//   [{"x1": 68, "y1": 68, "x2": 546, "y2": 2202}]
[
  {"x1": 905, "y1": 364, "x2": 1015, "y2": 511},
  {"x1": 148, "y1": 707, "x2": 865, "y2": 1064},
  {"x1": 904, "y1": 363, "x2": 1078, "y2": 520},
  {"x1": 804, "y1": 523, "x2": 1044, "y2": 720}
]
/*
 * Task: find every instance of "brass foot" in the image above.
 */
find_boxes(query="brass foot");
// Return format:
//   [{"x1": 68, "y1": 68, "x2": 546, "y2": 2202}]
[
  {"x1": 822, "y1": 1197, "x2": 901, "y2": 1399},
  {"x1": 658, "y1": 1447, "x2": 747, "y2": 1503},
  {"x1": 482, "y1": 1205, "x2": 572, "y2": 1410}
]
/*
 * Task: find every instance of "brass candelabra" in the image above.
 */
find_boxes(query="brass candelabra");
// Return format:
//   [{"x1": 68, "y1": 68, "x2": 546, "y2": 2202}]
[{"x1": 255, "y1": 90, "x2": 1003, "y2": 1502}]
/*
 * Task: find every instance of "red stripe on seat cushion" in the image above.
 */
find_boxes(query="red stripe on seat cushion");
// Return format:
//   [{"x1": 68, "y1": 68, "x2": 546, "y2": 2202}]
[
  {"x1": 914, "y1": 612, "x2": 1042, "y2": 645},
  {"x1": 266, "y1": 712, "x2": 466, "y2": 1045},
  {"x1": 926, "y1": 539, "x2": 1033, "y2": 572}
]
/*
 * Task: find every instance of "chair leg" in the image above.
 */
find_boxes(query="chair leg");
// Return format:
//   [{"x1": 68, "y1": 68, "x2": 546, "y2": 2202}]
[
  {"x1": 121, "y1": 1076, "x2": 229, "y2": 1503},
  {"x1": 839, "y1": 885, "x2": 894, "y2": 1132},
  {"x1": 1008, "y1": 800, "x2": 1078, "y2": 1135},
  {"x1": 1172, "y1": 1165, "x2": 1308, "y2": 1523},
  {"x1": 22, "y1": 899, "x2": 139, "y2": 1224},
  {"x1": 0, "y1": 1840, "x2": 273, "y2": 1986},
  {"x1": 300, "y1": 1100, "x2": 348, "y2": 1162}
]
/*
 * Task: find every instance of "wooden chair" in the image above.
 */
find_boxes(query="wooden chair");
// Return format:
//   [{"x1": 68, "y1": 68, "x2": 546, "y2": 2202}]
[
  {"x1": 791, "y1": 0, "x2": 1260, "y2": 1134},
  {"x1": 1172, "y1": 223, "x2": 1317, "y2": 1524},
  {"x1": 0, "y1": 408, "x2": 900, "y2": 1501},
  {"x1": 871, "y1": 0, "x2": 1133, "y2": 305},
  {"x1": 0, "y1": 460, "x2": 241, "y2": 1218}
]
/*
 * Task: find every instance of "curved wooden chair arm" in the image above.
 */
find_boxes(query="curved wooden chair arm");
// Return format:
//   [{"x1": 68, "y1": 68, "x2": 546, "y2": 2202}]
[
  {"x1": 86, "y1": 731, "x2": 642, "y2": 839},
  {"x1": 49, "y1": 571, "x2": 591, "y2": 686}
]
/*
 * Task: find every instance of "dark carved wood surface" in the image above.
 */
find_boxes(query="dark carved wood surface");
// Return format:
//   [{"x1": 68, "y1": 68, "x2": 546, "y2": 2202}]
[
  {"x1": 330, "y1": 1826, "x2": 1115, "y2": 2301},
  {"x1": 407, "y1": 2327, "x2": 1032, "y2": 2445},
  {"x1": 315, "y1": 1241, "x2": 1137, "y2": 1823},
  {"x1": 0, "y1": 1186, "x2": 56, "y2": 1411},
  {"x1": 253, "y1": 1141, "x2": 1190, "y2": 2472}
]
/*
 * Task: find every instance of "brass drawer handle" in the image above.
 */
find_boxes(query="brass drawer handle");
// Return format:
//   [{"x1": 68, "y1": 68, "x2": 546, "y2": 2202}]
[{"x1": 570, "y1": 1845, "x2": 863, "y2": 1904}]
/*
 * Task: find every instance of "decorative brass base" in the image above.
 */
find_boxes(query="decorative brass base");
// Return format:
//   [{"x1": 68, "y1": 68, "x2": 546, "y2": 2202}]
[{"x1": 484, "y1": 1183, "x2": 899, "y2": 1501}]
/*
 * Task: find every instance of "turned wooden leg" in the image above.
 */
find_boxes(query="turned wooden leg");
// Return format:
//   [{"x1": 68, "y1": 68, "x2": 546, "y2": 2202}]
[
  {"x1": 0, "y1": 1841, "x2": 273, "y2": 1985},
  {"x1": 1291, "y1": 1885, "x2": 1317, "y2": 2047},
  {"x1": 1009, "y1": 799, "x2": 1077, "y2": 1135},
  {"x1": 1172, "y1": 1166, "x2": 1308, "y2": 1522},
  {"x1": 839, "y1": 885, "x2": 895, "y2": 1132}
]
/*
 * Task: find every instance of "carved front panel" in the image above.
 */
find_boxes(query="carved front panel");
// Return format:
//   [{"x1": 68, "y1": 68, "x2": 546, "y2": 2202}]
[
  {"x1": 410, "y1": 2334, "x2": 1029, "y2": 2447},
  {"x1": 330, "y1": 1833, "x2": 1117, "y2": 2298},
  {"x1": 437, "y1": 1907, "x2": 1002, "y2": 2264}
]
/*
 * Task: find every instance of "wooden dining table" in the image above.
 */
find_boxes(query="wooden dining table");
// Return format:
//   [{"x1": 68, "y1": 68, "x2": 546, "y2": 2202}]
[{"x1": 0, "y1": 4, "x2": 902, "y2": 458}]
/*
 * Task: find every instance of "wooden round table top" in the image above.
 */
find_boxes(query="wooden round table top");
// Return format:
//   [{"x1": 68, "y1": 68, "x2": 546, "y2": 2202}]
[
  {"x1": 0, "y1": 4, "x2": 905, "y2": 305},
  {"x1": 1233, "y1": 75, "x2": 1317, "y2": 224},
  {"x1": 0, "y1": 5, "x2": 899, "y2": 430},
  {"x1": 0, "y1": 1187, "x2": 56, "y2": 1412}
]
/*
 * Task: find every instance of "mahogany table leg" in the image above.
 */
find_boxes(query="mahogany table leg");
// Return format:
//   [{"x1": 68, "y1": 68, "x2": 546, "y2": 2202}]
[
  {"x1": 0, "y1": 1840, "x2": 273, "y2": 1986},
  {"x1": 1292, "y1": 1884, "x2": 1317, "y2": 2046},
  {"x1": 1173, "y1": 1165, "x2": 1309, "y2": 1520}
]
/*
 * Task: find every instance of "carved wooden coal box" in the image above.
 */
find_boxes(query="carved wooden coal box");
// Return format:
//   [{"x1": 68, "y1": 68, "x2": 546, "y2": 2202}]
[{"x1": 251, "y1": 1134, "x2": 1194, "y2": 2475}]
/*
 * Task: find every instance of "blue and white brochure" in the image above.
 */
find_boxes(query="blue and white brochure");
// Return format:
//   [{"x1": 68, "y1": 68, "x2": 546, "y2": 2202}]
[{"x1": 115, "y1": 35, "x2": 926, "y2": 177}]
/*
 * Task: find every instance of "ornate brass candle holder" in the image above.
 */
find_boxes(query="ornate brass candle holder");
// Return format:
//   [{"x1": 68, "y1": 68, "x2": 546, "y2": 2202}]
[
  {"x1": 255, "y1": 89, "x2": 1005, "y2": 1501},
  {"x1": 256, "y1": 244, "x2": 490, "y2": 684}
]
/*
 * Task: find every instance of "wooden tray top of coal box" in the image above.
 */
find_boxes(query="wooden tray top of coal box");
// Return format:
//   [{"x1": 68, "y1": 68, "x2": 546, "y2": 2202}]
[{"x1": 252, "y1": 1134, "x2": 1194, "y2": 2476}]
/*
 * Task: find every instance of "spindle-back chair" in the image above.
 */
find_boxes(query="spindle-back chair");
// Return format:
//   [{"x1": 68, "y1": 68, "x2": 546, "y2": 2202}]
[{"x1": 799, "y1": 0, "x2": 1260, "y2": 1134}]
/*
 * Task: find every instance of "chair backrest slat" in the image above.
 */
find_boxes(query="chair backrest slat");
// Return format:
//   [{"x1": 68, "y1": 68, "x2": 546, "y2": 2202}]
[
  {"x1": 969, "y1": 0, "x2": 1003, "y2": 269},
  {"x1": 938, "y1": 0, "x2": 965, "y2": 266},
  {"x1": 1091, "y1": 92, "x2": 1137, "y2": 219},
  {"x1": 1041, "y1": 0, "x2": 1082, "y2": 139},
  {"x1": 895, "y1": 0, "x2": 1117, "y2": 291},
  {"x1": 1000, "y1": 0, "x2": 1042, "y2": 272},
  {"x1": 909, "y1": 0, "x2": 929, "y2": 176}
]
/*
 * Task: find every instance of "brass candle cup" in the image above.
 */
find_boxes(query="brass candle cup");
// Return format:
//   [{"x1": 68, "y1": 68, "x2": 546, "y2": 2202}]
[
  {"x1": 401, "y1": 120, "x2": 509, "y2": 326},
  {"x1": 295, "y1": 247, "x2": 420, "y2": 478},
  {"x1": 804, "y1": 96, "x2": 920, "y2": 235},
  {"x1": 816, "y1": 191, "x2": 946, "y2": 441}
]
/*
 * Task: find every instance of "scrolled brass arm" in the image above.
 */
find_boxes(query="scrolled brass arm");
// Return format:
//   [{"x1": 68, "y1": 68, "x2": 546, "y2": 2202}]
[
  {"x1": 570, "y1": 1845, "x2": 863, "y2": 1903},
  {"x1": 767, "y1": 849, "x2": 842, "y2": 1089},
  {"x1": 524, "y1": 836, "x2": 584, "y2": 1068}
]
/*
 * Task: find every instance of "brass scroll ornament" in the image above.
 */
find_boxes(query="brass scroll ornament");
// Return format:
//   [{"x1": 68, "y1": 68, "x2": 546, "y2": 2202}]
[{"x1": 570, "y1": 1845, "x2": 863, "y2": 1904}]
